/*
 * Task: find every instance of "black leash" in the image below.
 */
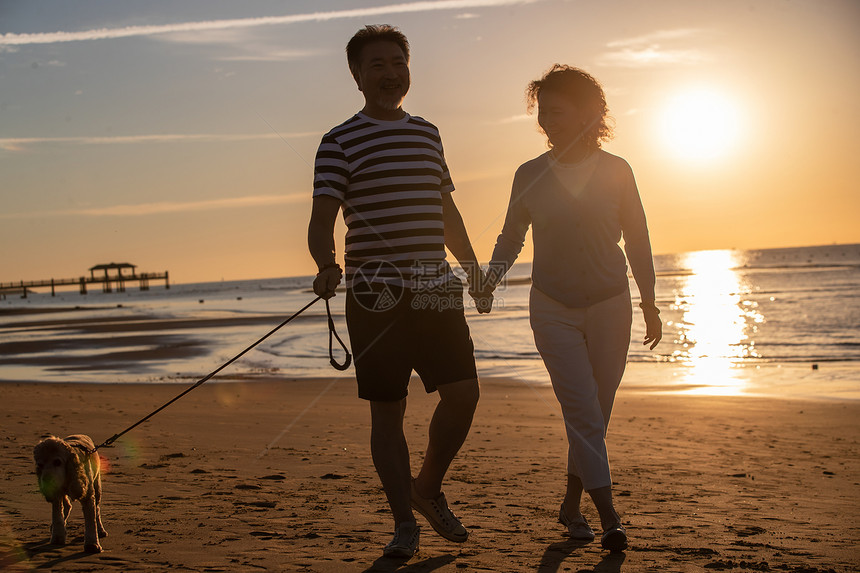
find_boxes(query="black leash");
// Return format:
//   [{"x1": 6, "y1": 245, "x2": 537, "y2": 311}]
[
  {"x1": 92, "y1": 296, "x2": 350, "y2": 452},
  {"x1": 326, "y1": 298, "x2": 351, "y2": 372}
]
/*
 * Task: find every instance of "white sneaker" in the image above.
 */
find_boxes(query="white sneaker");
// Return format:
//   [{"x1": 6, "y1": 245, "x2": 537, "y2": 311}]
[
  {"x1": 410, "y1": 480, "x2": 468, "y2": 542},
  {"x1": 383, "y1": 521, "x2": 420, "y2": 558}
]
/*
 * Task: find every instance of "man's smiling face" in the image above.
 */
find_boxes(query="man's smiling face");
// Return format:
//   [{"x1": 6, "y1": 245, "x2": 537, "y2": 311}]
[{"x1": 354, "y1": 40, "x2": 410, "y2": 120}]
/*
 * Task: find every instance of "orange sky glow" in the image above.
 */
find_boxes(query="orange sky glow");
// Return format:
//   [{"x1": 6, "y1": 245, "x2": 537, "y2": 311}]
[{"x1": 2, "y1": 0, "x2": 858, "y2": 284}]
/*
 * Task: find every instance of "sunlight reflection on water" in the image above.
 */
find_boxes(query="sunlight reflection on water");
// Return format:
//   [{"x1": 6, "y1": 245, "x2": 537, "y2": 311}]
[{"x1": 671, "y1": 250, "x2": 764, "y2": 396}]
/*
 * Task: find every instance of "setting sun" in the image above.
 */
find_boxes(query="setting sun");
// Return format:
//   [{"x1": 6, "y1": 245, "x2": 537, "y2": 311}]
[{"x1": 659, "y1": 88, "x2": 742, "y2": 162}]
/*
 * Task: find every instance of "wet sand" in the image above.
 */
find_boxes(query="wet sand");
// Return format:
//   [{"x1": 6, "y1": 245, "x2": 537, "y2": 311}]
[{"x1": 1, "y1": 377, "x2": 857, "y2": 572}]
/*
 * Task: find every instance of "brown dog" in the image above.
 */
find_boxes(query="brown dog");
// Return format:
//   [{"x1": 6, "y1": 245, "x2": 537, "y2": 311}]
[{"x1": 33, "y1": 434, "x2": 107, "y2": 553}]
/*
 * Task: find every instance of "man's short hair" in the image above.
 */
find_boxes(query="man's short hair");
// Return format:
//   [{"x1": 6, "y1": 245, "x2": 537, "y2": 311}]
[{"x1": 346, "y1": 25, "x2": 410, "y2": 80}]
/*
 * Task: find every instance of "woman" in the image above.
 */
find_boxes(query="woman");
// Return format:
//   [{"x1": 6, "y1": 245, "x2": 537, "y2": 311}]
[{"x1": 489, "y1": 64, "x2": 662, "y2": 552}]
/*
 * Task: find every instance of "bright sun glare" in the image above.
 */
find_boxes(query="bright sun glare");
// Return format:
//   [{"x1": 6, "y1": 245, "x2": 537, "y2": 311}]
[{"x1": 660, "y1": 88, "x2": 742, "y2": 162}]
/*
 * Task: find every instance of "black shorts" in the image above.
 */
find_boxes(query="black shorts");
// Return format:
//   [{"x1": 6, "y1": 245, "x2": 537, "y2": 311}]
[{"x1": 345, "y1": 282, "x2": 478, "y2": 402}]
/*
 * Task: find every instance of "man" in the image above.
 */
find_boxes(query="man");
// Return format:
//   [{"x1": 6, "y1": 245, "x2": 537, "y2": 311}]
[{"x1": 307, "y1": 25, "x2": 492, "y2": 558}]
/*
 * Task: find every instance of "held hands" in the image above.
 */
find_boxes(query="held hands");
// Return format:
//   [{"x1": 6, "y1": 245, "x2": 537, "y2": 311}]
[
  {"x1": 313, "y1": 263, "x2": 342, "y2": 300},
  {"x1": 469, "y1": 284, "x2": 494, "y2": 314},
  {"x1": 639, "y1": 302, "x2": 663, "y2": 350},
  {"x1": 468, "y1": 267, "x2": 494, "y2": 314}
]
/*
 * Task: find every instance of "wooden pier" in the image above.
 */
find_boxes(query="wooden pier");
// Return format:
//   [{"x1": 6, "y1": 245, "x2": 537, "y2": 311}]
[{"x1": 0, "y1": 263, "x2": 169, "y2": 298}]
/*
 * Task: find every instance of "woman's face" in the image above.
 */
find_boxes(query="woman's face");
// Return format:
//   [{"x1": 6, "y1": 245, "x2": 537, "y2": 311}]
[{"x1": 537, "y1": 90, "x2": 589, "y2": 149}]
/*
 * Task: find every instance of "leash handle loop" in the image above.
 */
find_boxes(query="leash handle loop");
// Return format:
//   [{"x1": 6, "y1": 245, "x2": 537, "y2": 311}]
[{"x1": 326, "y1": 298, "x2": 352, "y2": 371}]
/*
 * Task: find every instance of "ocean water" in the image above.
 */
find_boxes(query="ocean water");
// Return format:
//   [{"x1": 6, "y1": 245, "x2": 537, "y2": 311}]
[{"x1": 1, "y1": 244, "x2": 858, "y2": 399}]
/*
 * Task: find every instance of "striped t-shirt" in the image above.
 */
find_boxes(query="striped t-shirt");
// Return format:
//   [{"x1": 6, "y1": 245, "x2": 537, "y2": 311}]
[{"x1": 313, "y1": 112, "x2": 457, "y2": 289}]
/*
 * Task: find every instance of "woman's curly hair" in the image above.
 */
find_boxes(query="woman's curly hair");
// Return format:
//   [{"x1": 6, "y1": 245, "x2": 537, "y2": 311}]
[{"x1": 526, "y1": 64, "x2": 614, "y2": 151}]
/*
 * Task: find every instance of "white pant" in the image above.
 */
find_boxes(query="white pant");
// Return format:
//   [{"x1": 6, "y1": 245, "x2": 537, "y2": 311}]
[{"x1": 529, "y1": 287, "x2": 632, "y2": 490}]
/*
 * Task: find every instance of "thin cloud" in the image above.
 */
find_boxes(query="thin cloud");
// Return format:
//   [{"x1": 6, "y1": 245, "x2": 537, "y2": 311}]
[
  {"x1": 152, "y1": 28, "x2": 252, "y2": 45},
  {"x1": 606, "y1": 28, "x2": 704, "y2": 49},
  {"x1": 152, "y1": 28, "x2": 326, "y2": 62},
  {"x1": 598, "y1": 48, "x2": 709, "y2": 67},
  {"x1": 492, "y1": 113, "x2": 532, "y2": 125},
  {"x1": 0, "y1": 0, "x2": 536, "y2": 46},
  {"x1": 0, "y1": 194, "x2": 308, "y2": 220},
  {"x1": 0, "y1": 132, "x2": 316, "y2": 152},
  {"x1": 215, "y1": 49, "x2": 322, "y2": 62},
  {"x1": 597, "y1": 28, "x2": 712, "y2": 68}
]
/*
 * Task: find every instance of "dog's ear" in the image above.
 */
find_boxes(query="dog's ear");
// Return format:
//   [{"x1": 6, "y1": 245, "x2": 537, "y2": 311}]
[
  {"x1": 61, "y1": 442, "x2": 86, "y2": 498},
  {"x1": 33, "y1": 442, "x2": 45, "y2": 476},
  {"x1": 33, "y1": 438, "x2": 57, "y2": 476}
]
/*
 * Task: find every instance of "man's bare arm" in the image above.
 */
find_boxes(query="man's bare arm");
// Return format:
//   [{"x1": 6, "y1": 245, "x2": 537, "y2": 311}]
[{"x1": 308, "y1": 195, "x2": 342, "y2": 298}]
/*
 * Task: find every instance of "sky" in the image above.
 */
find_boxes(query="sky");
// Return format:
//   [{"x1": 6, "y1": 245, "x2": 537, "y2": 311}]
[{"x1": 2, "y1": 0, "x2": 859, "y2": 284}]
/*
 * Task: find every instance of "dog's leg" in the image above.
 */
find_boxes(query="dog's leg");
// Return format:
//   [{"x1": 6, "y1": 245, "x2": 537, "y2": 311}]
[
  {"x1": 80, "y1": 495, "x2": 102, "y2": 553},
  {"x1": 49, "y1": 499, "x2": 66, "y2": 545},
  {"x1": 62, "y1": 495, "x2": 72, "y2": 523},
  {"x1": 94, "y1": 472, "x2": 107, "y2": 538}
]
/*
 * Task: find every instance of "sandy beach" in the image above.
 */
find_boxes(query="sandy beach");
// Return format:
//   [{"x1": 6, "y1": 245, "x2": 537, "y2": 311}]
[{"x1": 1, "y1": 375, "x2": 857, "y2": 572}]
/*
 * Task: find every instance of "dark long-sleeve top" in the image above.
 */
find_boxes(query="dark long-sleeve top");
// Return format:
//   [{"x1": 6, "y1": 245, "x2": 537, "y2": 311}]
[{"x1": 489, "y1": 150, "x2": 656, "y2": 308}]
